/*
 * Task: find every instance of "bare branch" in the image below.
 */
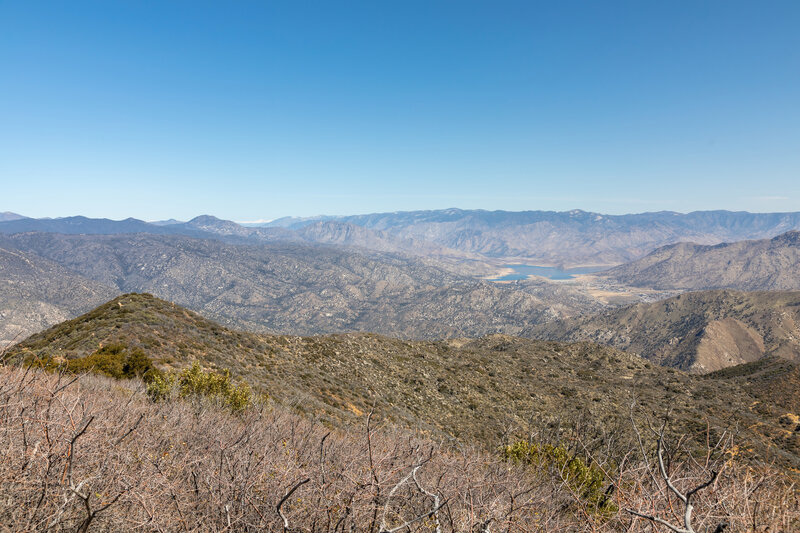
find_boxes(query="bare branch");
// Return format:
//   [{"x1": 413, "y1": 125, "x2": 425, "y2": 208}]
[
  {"x1": 277, "y1": 477, "x2": 310, "y2": 532},
  {"x1": 412, "y1": 465, "x2": 442, "y2": 533},
  {"x1": 627, "y1": 415, "x2": 727, "y2": 533},
  {"x1": 114, "y1": 412, "x2": 144, "y2": 446}
]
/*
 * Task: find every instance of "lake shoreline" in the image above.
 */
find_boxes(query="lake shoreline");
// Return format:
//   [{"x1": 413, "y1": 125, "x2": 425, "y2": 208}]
[{"x1": 487, "y1": 264, "x2": 610, "y2": 282}]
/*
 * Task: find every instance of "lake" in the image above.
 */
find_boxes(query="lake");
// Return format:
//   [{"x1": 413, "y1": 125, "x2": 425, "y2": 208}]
[{"x1": 489, "y1": 264, "x2": 608, "y2": 281}]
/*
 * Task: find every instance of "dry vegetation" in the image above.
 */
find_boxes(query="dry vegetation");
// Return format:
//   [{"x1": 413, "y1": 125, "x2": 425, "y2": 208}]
[{"x1": 1, "y1": 364, "x2": 797, "y2": 532}]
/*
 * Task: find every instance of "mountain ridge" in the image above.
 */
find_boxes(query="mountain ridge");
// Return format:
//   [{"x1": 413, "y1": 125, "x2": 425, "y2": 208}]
[
  {"x1": 600, "y1": 230, "x2": 800, "y2": 290},
  {"x1": 5, "y1": 209, "x2": 800, "y2": 265},
  {"x1": 324, "y1": 208, "x2": 800, "y2": 263},
  {"x1": 531, "y1": 289, "x2": 800, "y2": 372}
]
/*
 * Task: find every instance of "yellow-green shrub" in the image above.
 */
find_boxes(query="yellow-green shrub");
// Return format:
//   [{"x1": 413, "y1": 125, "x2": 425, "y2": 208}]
[
  {"x1": 147, "y1": 362, "x2": 252, "y2": 412},
  {"x1": 502, "y1": 440, "x2": 616, "y2": 515},
  {"x1": 145, "y1": 371, "x2": 176, "y2": 402}
]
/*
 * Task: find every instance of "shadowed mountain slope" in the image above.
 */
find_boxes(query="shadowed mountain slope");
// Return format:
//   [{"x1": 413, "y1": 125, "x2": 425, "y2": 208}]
[
  {"x1": 601, "y1": 231, "x2": 800, "y2": 290},
  {"x1": 6, "y1": 293, "x2": 800, "y2": 469},
  {"x1": 708, "y1": 356, "x2": 800, "y2": 415},
  {"x1": 531, "y1": 290, "x2": 800, "y2": 373}
]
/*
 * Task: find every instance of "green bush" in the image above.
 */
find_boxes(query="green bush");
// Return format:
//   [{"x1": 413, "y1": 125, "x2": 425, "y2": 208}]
[
  {"x1": 501, "y1": 440, "x2": 616, "y2": 516},
  {"x1": 122, "y1": 348, "x2": 158, "y2": 380},
  {"x1": 65, "y1": 344, "x2": 158, "y2": 381}
]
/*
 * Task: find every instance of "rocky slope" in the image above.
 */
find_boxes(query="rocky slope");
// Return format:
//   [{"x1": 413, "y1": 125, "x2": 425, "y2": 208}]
[
  {"x1": 601, "y1": 230, "x2": 800, "y2": 290},
  {"x1": 0, "y1": 245, "x2": 118, "y2": 348},
  {"x1": 531, "y1": 290, "x2": 800, "y2": 372},
  {"x1": 7, "y1": 293, "x2": 800, "y2": 469}
]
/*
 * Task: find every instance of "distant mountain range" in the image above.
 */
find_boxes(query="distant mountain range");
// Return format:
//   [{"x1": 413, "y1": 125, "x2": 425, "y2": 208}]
[
  {"x1": 0, "y1": 214, "x2": 493, "y2": 275},
  {"x1": 0, "y1": 212, "x2": 26, "y2": 222},
  {"x1": 5, "y1": 209, "x2": 800, "y2": 265},
  {"x1": 3, "y1": 208, "x2": 800, "y2": 375},
  {"x1": 601, "y1": 230, "x2": 800, "y2": 290},
  {"x1": 265, "y1": 208, "x2": 800, "y2": 265}
]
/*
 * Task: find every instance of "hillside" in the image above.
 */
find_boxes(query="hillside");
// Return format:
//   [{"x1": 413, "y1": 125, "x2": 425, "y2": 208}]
[
  {"x1": 601, "y1": 230, "x2": 800, "y2": 290},
  {"x1": 0, "y1": 246, "x2": 118, "y2": 349},
  {"x1": 7, "y1": 293, "x2": 800, "y2": 470},
  {"x1": 531, "y1": 290, "x2": 800, "y2": 372},
  {"x1": 0, "y1": 233, "x2": 596, "y2": 340},
  {"x1": 295, "y1": 220, "x2": 496, "y2": 276},
  {"x1": 271, "y1": 208, "x2": 800, "y2": 265}
]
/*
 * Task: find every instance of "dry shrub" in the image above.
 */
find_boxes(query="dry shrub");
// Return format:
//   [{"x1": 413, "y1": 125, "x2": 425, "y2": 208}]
[{"x1": 0, "y1": 365, "x2": 797, "y2": 532}]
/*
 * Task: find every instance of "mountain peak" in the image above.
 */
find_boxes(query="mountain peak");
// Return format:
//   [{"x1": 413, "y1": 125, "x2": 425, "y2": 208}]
[
  {"x1": 187, "y1": 214, "x2": 225, "y2": 224},
  {"x1": 0, "y1": 212, "x2": 26, "y2": 222},
  {"x1": 184, "y1": 215, "x2": 251, "y2": 235},
  {"x1": 5, "y1": 292, "x2": 224, "y2": 367}
]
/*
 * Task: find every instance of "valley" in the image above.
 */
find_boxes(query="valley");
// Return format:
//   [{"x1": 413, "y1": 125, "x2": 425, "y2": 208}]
[{"x1": 0, "y1": 231, "x2": 604, "y2": 346}]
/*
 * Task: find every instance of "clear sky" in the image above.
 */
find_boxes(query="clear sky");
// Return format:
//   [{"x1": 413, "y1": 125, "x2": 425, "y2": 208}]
[{"x1": 1, "y1": 1, "x2": 799, "y2": 221}]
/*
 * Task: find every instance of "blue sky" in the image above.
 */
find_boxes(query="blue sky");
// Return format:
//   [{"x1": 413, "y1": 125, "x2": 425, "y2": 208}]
[{"x1": 1, "y1": 1, "x2": 799, "y2": 221}]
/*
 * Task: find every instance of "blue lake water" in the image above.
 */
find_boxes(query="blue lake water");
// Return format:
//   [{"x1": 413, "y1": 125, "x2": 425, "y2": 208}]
[{"x1": 489, "y1": 264, "x2": 608, "y2": 281}]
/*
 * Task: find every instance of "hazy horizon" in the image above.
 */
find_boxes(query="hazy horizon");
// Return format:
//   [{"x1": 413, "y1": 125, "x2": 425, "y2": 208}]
[{"x1": 7, "y1": 205, "x2": 800, "y2": 226}]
